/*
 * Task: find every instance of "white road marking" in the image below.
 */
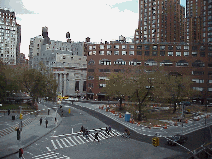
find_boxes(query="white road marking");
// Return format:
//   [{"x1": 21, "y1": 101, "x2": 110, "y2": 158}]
[
  {"x1": 77, "y1": 136, "x2": 86, "y2": 144},
  {"x1": 51, "y1": 140, "x2": 58, "y2": 150},
  {"x1": 46, "y1": 147, "x2": 51, "y2": 151},
  {"x1": 68, "y1": 137, "x2": 77, "y2": 146},
  {"x1": 64, "y1": 138, "x2": 73, "y2": 146},
  {"x1": 60, "y1": 138, "x2": 69, "y2": 147},
  {"x1": 73, "y1": 136, "x2": 82, "y2": 144}
]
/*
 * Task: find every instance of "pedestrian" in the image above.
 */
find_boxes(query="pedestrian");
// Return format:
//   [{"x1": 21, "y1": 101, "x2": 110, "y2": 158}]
[
  {"x1": 85, "y1": 129, "x2": 89, "y2": 139},
  {"x1": 40, "y1": 117, "x2": 42, "y2": 125},
  {"x1": 19, "y1": 148, "x2": 23, "y2": 159},
  {"x1": 83, "y1": 127, "x2": 86, "y2": 136},
  {"x1": 108, "y1": 125, "x2": 111, "y2": 132},
  {"x1": 48, "y1": 109, "x2": 50, "y2": 115},
  {"x1": 55, "y1": 117, "x2": 57, "y2": 124},
  {"x1": 45, "y1": 119, "x2": 48, "y2": 128},
  {"x1": 105, "y1": 127, "x2": 109, "y2": 135},
  {"x1": 80, "y1": 125, "x2": 84, "y2": 132},
  {"x1": 94, "y1": 132, "x2": 99, "y2": 142},
  {"x1": 8, "y1": 109, "x2": 10, "y2": 116}
]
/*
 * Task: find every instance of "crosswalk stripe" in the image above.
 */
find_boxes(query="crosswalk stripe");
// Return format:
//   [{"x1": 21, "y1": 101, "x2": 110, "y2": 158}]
[
  {"x1": 82, "y1": 136, "x2": 90, "y2": 142},
  {"x1": 73, "y1": 136, "x2": 82, "y2": 144},
  {"x1": 51, "y1": 140, "x2": 58, "y2": 150},
  {"x1": 88, "y1": 134, "x2": 95, "y2": 140},
  {"x1": 56, "y1": 139, "x2": 63, "y2": 148},
  {"x1": 60, "y1": 139, "x2": 69, "y2": 147},
  {"x1": 109, "y1": 132, "x2": 114, "y2": 137},
  {"x1": 77, "y1": 136, "x2": 86, "y2": 144},
  {"x1": 64, "y1": 138, "x2": 73, "y2": 146},
  {"x1": 46, "y1": 147, "x2": 51, "y2": 151},
  {"x1": 68, "y1": 137, "x2": 77, "y2": 146},
  {"x1": 98, "y1": 132, "x2": 106, "y2": 139},
  {"x1": 112, "y1": 131, "x2": 118, "y2": 136}
]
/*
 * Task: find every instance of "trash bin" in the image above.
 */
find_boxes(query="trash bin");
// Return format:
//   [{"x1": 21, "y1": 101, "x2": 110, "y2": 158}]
[
  {"x1": 12, "y1": 115, "x2": 15, "y2": 120},
  {"x1": 125, "y1": 112, "x2": 131, "y2": 122}
]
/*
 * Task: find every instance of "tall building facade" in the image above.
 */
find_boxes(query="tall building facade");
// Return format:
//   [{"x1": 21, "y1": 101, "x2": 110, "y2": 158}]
[
  {"x1": 0, "y1": 8, "x2": 19, "y2": 65},
  {"x1": 29, "y1": 27, "x2": 87, "y2": 97},
  {"x1": 134, "y1": 0, "x2": 185, "y2": 43},
  {"x1": 186, "y1": 0, "x2": 212, "y2": 44}
]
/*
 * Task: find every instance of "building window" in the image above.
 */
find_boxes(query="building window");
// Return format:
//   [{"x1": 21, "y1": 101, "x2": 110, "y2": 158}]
[
  {"x1": 99, "y1": 51, "x2": 104, "y2": 55},
  {"x1": 99, "y1": 69, "x2": 110, "y2": 72},
  {"x1": 75, "y1": 81, "x2": 79, "y2": 91},
  {"x1": 99, "y1": 83, "x2": 106, "y2": 88},
  {"x1": 114, "y1": 45, "x2": 119, "y2": 49},
  {"x1": 209, "y1": 80, "x2": 212, "y2": 84},
  {"x1": 160, "y1": 60, "x2": 173, "y2": 66},
  {"x1": 200, "y1": 52, "x2": 205, "y2": 57},
  {"x1": 99, "y1": 59, "x2": 111, "y2": 65},
  {"x1": 153, "y1": 45, "x2": 157, "y2": 50},
  {"x1": 88, "y1": 76, "x2": 94, "y2": 80},
  {"x1": 192, "y1": 71, "x2": 204, "y2": 75},
  {"x1": 192, "y1": 60, "x2": 205, "y2": 67},
  {"x1": 193, "y1": 87, "x2": 203, "y2": 91},
  {"x1": 168, "y1": 52, "x2": 173, "y2": 56},
  {"x1": 107, "y1": 45, "x2": 112, "y2": 49},
  {"x1": 192, "y1": 52, "x2": 197, "y2": 57},
  {"x1": 114, "y1": 69, "x2": 125, "y2": 72},
  {"x1": 184, "y1": 46, "x2": 189, "y2": 50},
  {"x1": 88, "y1": 69, "x2": 94, "y2": 72},
  {"x1": 93, "y1": 46, "x2": 96, "y2": 49},
  {"x1": 122, "y1": 51, "x2": 127, "y2": 55},
  {"x1": 107, "y1": 51, "x2": 112, "y2": 55},
  {"x1": 88, "y1": 83, "x2": 94, "y2": 88},
  {"x1": 130, "y1": 45, "x2": 134, "y2": 49},
  {"x1": 129, "y1": 60, "x2": 141, "y2": 66},
  {"x1": 145, "y1": 45, "x2": 150, "y2": 50},
  {"x1": 176, "y1": 60, "x2": 188, "y2": 67},
  {"x1": 152, "y1": 51, "x2": 157, "y2": 56},
  {"x1": 145, "y1": 51, "x2": 150, "y2": 56},
  {"x1": 144, "y1": 59, "x2": 157, "y2": 66},
  {"x1": 176, "y1": 46, "x2": 181, "y2": 50},
  {"x1": 129, "y1": 51, "x2": 134, "y2": 55},
  {"x1": 168, "y1": 46, "x2": 173, "y2": 50},
  {"x1": 99, "y1": 77, "x2": 109, "y2": 80},
  {"x1": 137, "y1": 51, "x2": 142, "y2": 55},
  {"x1": 100, "y1": 45, "x2": 104, "y2": 49},
  {"x1": 83, "y1": 81, "x2": 86, "y2": 91},
  {"x1": 88, "y1": 60, "x2": 95, "y2": 65},
  {"x1": 160, "y1": 46, "x2": 165, "y2": 50},
  {"x1": 160, "y1": 51, "x2": 165, "y2": 56},
  {"x1": 114, "y1": 51, "x2": 119, "y2": 55},
  {"x1": 176, "y1": 52, "x2": 181, "y2": 56},
  {"x1": 192, "y1": 79, "x2": 204, "y2": 83},
  {"x1": 114, "y1": 59, "x2": 126, "y2": 65},
  {"x1": 122, "y1": 45, "x2": 126, "y2": 49},
  {"x1": 184, "y1": 52, "x2": 189, "y2": 56}
]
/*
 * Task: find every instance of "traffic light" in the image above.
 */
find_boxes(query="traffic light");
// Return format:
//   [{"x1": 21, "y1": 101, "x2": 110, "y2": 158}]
[
  {"x1": 152, "y1": 137, "x2": 159, "y2": 147},
  {"x1": 19, "y1": 114, "x2": 23, "y2": 119}
]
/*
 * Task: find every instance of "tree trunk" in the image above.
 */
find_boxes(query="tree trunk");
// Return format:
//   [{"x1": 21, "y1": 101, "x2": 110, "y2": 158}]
[{"x1": 172, "y1": 102, "x2": 177, "y2": 113}]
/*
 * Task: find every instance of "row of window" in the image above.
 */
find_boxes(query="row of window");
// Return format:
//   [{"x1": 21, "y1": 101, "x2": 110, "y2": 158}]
[
  {"x1": 88, "y1": 45, "x2": 134, "y2": 50},
  {"x1": 88, "y1": 59, "x2": 208, "y2": 67},
  {"x1": 88, "y1": 50, "x2": 212, "y2": 57}
]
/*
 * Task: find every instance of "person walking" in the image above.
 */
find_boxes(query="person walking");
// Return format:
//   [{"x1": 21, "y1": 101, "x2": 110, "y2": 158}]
[
  {"x1": 108, "y1": 125, "x2": 111, "y2": 132},
  {"x1": 94, "y1": 132, "x2": 99, "y2": 142},
  {"x1": 45, "y1": 119, "x2": 48, "y2": 128},
  {"x1": 105, "y1": 127, "x2": 109, "y2": 135},
  {"x1": 80, "y1": 125, "x2": 84, "y2": 132},
  {"x1": 85, "y1": 129, "x2": 89, "y2": 139},
  {"x1": 40, "y1": 117, "x2": 42, "y2": 125},
  {"x1": 83, "y1": 127, "x2": 86, "y2": 136},
  {"x1": 54, "y1": 117, "x2": 57, "y2": 124},
  {"x1": 48, "y1": 109, "x2": 50, "y2": 115},
  {"x1": 19, "y1": 148, "x2": 23, "y2": 159}
]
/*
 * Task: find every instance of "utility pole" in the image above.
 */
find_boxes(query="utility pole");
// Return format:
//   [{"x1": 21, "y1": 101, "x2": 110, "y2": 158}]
[{"x1": 181, "y1": 103, "x2": 184, "y2": 135}]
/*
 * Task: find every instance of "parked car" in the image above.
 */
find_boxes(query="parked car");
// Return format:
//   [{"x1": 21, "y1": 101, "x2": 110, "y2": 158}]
[
  {"x1": 74, "y1": 98, "x2": 78, "y2": 101},
  {"x1": 179, "y1": 101, "x2": 191, "y2": 106},
  {"x1": 167, "y1": 134, "x2": 188, "y2": 146}
]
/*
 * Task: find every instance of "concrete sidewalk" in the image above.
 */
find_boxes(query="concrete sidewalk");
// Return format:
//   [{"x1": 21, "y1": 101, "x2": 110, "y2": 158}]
[{"x1": 0, "y1": 102, "x2": 62, "y2": 159}]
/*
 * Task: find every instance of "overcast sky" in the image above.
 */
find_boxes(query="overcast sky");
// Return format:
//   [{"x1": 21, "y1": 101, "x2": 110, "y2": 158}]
[{"x1": 0, "y1": 0, "x2": 186, "y2": 59}]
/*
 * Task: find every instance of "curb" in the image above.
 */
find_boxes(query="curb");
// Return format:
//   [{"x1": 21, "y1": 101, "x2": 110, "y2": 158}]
[{"x1": 1, "y1": 107, "x2": 62, "y2": 159}]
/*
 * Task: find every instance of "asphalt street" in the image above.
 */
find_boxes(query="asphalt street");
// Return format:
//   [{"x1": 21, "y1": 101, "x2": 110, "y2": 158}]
[{"x1": 7, "y1": 101, "x2": 189, "y2": 159}]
